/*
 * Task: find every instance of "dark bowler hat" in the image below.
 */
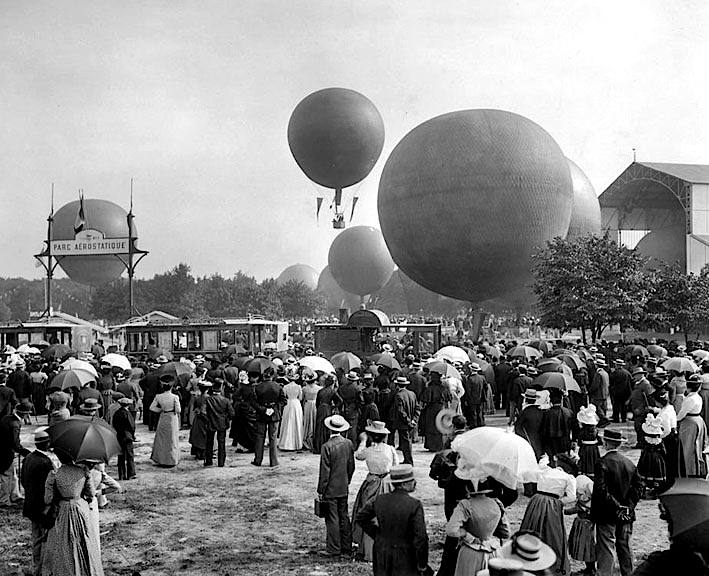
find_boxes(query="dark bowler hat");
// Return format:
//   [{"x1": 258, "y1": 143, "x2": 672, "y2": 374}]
[{"x1": 15, "y1": 399, "x2": 33, "y2": 414}]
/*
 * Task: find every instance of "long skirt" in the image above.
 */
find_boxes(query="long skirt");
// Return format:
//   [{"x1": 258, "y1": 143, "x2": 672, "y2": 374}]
[
  {"x1": 568, "y1": 516, "x2": 595, "y2": 562},
  {"x1": 230, "y1": 404, "x2": 256, "y2": 451},
  {"x1": 312, "y1": 404, "x2": 334, "y2": 454},
  {"x1": 663, "y1": 433, "x2": 678, "y2": 480},
  {"x1": 454, "y1": 542, "x2": 498, "y2": 576},
  {"x1": 278, "y1": 399, "x2": 304, "y2": 451},
  {"x1": 46, "y1": 498, "x2": 104, "y2": 576},
  {"x1": 189, "y1": 414, "x2": 208, "y2": 456},
  {"x1": 302, "y1": 400, "x2": 317, "y2": 450},
  {"x1": 151, "y1": 411, "x2": 180, "y2": 466},
  {"x1": 351, "y1": 473, "x2": 393, "y2": 560},
  {"x1": 638, "y1": 445, "x2": 667, "y2": 496},
  {"x1": 519, "y1": 493, "x2": 570, "y2": 575},
  {"x1": 578, "y1": 444, "x2": 600, "y2": 478}
]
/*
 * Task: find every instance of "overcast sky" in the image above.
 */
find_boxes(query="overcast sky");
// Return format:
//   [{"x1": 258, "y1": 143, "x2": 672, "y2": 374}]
[{"x1": 1, "y1": 0, "x2": 707, "y2": 282}]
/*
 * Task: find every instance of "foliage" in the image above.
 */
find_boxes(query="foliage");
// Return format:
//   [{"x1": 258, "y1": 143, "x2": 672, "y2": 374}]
[{"x1": 532, "y1": 233, "x2": 649, "y2": 342}]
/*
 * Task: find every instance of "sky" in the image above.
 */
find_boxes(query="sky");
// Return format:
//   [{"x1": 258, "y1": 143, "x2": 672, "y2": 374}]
[{"x1": 1, "y1": 0, "x2": 707, "y2": 283}]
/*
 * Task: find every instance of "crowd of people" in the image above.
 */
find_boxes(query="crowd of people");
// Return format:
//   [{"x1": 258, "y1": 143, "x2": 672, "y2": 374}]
[{"x1": 2, "y1": 336, "x2": 709, "y2": 575}]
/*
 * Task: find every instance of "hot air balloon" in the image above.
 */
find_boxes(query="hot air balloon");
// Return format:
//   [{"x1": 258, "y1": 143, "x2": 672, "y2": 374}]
[
  {"x1": 636, "y1": 225, "x2": 687, "y2": 269},
  {"x1": 328, "y1": 226, "x2": 395, "y2": 304},
  {"x1": 276, "y1": 264, "x2": 319, "y2": 290},
  {"x1": 378, "y1": 269, "x2": 466, "y2": 315},
  {"x1": 51, "y1": 198, "x2": 134, "y2": 286},
  {"x1": 317, "y1": 265, "x2": 361, "y2": 313},
  {"x1": 378, "y1": 109, "x2": 573, "y2": 304},
  {"x1": 566, "y1": 159, "x2": 601, "y2": 240},
  {"x1": 287, "y1": 88, "x2": 385, "y2": 229}
]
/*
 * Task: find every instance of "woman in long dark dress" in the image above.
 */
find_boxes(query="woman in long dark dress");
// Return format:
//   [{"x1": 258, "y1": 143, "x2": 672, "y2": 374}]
[
  {"x1": 420, "y1": 370, "x2": 453, "y2": 452},
  {"x1": 230, "y1": 371, "x2": 258, "y2": 452},
  {"x1": 637, "y1": 413, "x2": 667, "y2": 498},
  {"x1": 312, "y1": 373, "x2": 343, "y2": 454},
  {"x1": 189, "y1": 381, "x2": 211, "y2": 459},
  {"x1": 541, "y1": 388, "x2": 576, "y2": 459},
  {"x1": 576, "y1": 404, "x2": 601, "y2": 479}
]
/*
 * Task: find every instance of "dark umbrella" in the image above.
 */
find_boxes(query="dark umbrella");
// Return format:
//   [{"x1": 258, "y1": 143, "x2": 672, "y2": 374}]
[
  {"x1": 330, "y1": 351, "x2": 362, "y2": 372},
  {"x1": 233, "y1": 356, "x2": 253, "y2": 370},
  {"x1": 148, "y1": 348, "x2": 174, "y2": 361},
  {"x1": 272, "y1": 351, "x2": 296, "y2": 362},
  {"x1": 555, "y1": 353, "x2": 585, "y2": 371},
  {"x1": 425, "y1": 360, "x2": 461, "y2": 379},
  {"x1": 534, "y1": 372, "x2": 581, "y2": 393},
  {"x1": 368, "y1": 353, "x2": 401, "y2": 370},
  {"x1": 537, "y1": 357, "x2": 563, "y2": 373},
  {"x1": 660, "y1": 478, "x2": 709, "y2": 548},
  {"x1": 528, "y1": 340, "x2": 554, "y2": 355},
  {"x1": 508, "y1": 345, "x2": 543, "y2": 361},
  {"x1": 648, "y1": 344, "x2": 668, "y2": 359},
  {"x1": 41, "y1": 344, "x2": 75, "y2": 361},
  {"x1": 245, "y1": 356, "x2": 276, "y2": 374},
  {"x1": 225, "y1": 344, "x2": 247, "y2": 357},
  {"x1": 157, "y1": 361, "x2": 193, "y2": 382},
  {"x1": 48, "y1": 416, "x2": 121, "y2": 463},
  {"x1": 623, "y1": 345, "x2": 649, "y2": 358}
]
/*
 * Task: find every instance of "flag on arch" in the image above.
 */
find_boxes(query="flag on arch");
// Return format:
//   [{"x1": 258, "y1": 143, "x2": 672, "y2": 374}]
[{"x1": 74, "y1": 192, "x2": 86, "y2": 234}]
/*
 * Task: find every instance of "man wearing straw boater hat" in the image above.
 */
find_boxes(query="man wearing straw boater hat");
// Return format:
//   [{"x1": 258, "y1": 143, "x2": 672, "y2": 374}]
[
  {"x1": 0, "y1": 399, "x2": 32, "y2": 507},
  {"x1": 392, "y1": 375, "x2": 420, "y2": 465},
  {"x1": 317, "y1": 414, "x2": 355, "y2": 558},
  {"x1": 591, "y1": 428, "x2": 642, "y2": 576},
  {"x1": 339, "y1": 371, "x2": 364, "y2": 444},
  {"x1": 356, "y1": 463, "x2": 430, "y2": 576}
]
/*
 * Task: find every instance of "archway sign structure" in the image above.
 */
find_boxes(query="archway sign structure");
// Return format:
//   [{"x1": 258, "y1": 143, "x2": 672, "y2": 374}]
[{"x1": 599, "y1": 161, "x2": 709, "y2": 274}]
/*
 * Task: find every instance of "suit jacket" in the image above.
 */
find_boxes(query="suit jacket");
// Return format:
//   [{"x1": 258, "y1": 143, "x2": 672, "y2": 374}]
[
  {"x1": 74, "y1": 386, "x2": 103, "y2": 414},
  {"x1": 590, "y1": 450, "x2": 642, "y2": 525},
  {"x1": 21, "y1": 450, "x2": 55, "y2": 525},
  {"x1": 0, "y1": 414, "x2": 29, "y2": 472},
  {"x1": 254, "y1": 380, "x2": 286, "y2": 422},
  {"x1": 0, "y1": 386, "x2": 17, "y2": 420},
  {"x1": 392, "y1": 387, "x2": 420, "y2": 430},
  {"x1": 339, "y1": 381, "x2": 364, "y2": 419},
  {"x1": 406, "y1": 372, "x2": 426, "y2": 400},
  {"x1": 140, "y1": 372, "x2": 162, "y2": 405},
  {"x1": 7, "y1": 369, "x2": 31, "y2": 399},
  {"x1": 204, "y1": 393, "x2": 235, "y2": 431},
  {"x1": 589, "y1": 368, "x2": 610, "y2": 401},
  {"x1": 610, "y1": 368, "x2": 633, "y2": 399},
  {"x1": 317, "y1": 434, "x2": 355, "y2": 498},
  {"x1": 112, "y1": 406, "x2": 136, "y2": 443},
  {"x1": 356, "y1": 488, "x2": 429, "y2": 576}
]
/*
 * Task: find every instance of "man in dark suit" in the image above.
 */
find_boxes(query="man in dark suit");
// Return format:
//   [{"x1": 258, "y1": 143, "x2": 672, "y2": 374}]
[
  {"x1": 0, "y1": 373, "x2": 18, "y2": 420},
  {"x1": 140, "y1": 360, "x2": 163, "y2": 431},
  {"x1": 203, "y1": 381, "x2": 235, "y2": 467},
  {"x1": 7, "y1": 362, "x2": 32, "y2": 423},
  {"x1": 392, "y1": 376, "x2": 420, "y2": 465},
  {"x1": 252, "y1": 368, "x2": 286, "y2": 467},
  {"x1": 610, "y1": 359, "x2": 632, "y2": 423},
  {"x1": 462, "y1": 362, "x2": 487, "y2": 428},
  {"x1": 0, "y1": 399, "x2": 32, "y2": 507},
  {"x1": 112, "y1": 397, "x2": 137, "y2": 480},
  {"x1": 356, "y1": 464, "x2": 429, "y2": 576},
  {"x1": 21, "y1": 428, "x2": 57, "y2": 576},
  {"x1": 338, "y1": 372, "x2": 364, "y2": 444},
  {"x1": 591, "y1": 428, "x2": 642, "y2": 576},
  {"x1": 317, "y1": 414, "x2": 355, "y2": 558}
]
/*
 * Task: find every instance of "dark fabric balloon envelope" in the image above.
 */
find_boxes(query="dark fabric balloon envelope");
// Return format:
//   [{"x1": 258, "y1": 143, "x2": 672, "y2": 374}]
[
  {"x1": 660, "y1": 478, "x2": 709, "y2": 548},
  {"x1": 435, "y1": 408, "x2": 458, "y2": 435}
]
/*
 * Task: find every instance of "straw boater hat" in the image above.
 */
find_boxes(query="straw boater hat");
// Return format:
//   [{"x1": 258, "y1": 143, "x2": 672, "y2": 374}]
[
  {"x1": 364, "y1": 420, "x2": 390, "y2": 435},
  {"x1": 476, "y1": 557, "x2": 535, "y2": 576},
  {"x1": 389, "y1": 464, "x2": 415, "y2": 484},
  {"x1": 395, "y1": 376, "x2": 409, "y2": 386},
  {"x1": 526, "y1": 366, "x2": 538, "y2": 377},
  {"x1": 362, "y1": 372, "x2": 374, "y2": 382},
  {"x1": 470, "y1": 362, "x2": 481, "y2": 372},
  {"x1": 595, "y1": 357, "x2": 607, "y2": 367},
  {"x1": 346, "y1": 371, "x2": 360, "y2": 382},
  {"x1": 498, "y1": 533, "x2": 556, "y2": 572},
  {"x1": 602, "y1": 428, "x2": 628, "y2": 444},
  {"x1": 522, "y1": 389, "x2": 537, "y2": 404},
  {"x1": 117, "y1": 397, "x2": 133, "y2": 406},
  {"x1": 324, "y1": 414, "x2": 350, "y2": 433},
  {"x1": 34, "y1": 426, "x2": 50, "y2": 446},
  {"x1": 577, "y1": 404, "x2": 599, "y2": 426},
  {"x1": 631, "y1": 366, "x2": 647, "y2": 376},
  {"x1": 79, "y1": 398, "x2": 100, "y2": 412},
  {"x1": 613, "y1": 359, "x2": 626, "y2": 367}
]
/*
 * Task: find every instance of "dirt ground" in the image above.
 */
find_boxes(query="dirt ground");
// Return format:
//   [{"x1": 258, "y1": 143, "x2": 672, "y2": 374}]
[{"x1": 0, "y1": 414, "x2": 668, "y2": 576}]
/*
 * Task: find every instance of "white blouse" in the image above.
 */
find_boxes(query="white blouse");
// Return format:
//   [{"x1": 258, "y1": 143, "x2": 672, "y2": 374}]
[
  {"x1": 355, "y1": 441, "x2": 400, "y2": 475},
  {"x1": 677, "y1": 392, "x2": 702, "y2": 421},
  {"x1": 535, "y1": 465, "x2": 577, "y2": 505},
  {"x1": 658, "y1": 404, "x2": 678, "y2": 438}
]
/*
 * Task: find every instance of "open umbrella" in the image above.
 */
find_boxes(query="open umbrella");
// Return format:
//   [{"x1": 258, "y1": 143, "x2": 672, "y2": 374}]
[
  {"x1": 425, "y1": 360, "x2": 461, "y2": 380},
  {"x1": 659, "y1": 478, "x2": 709, "y2": 548},
  {"x1": 508, "y1": 345, "x2": 543, "y2": 361},
  {"x1": 661, "y1": 356, "x2": 699, "y2": 373},
  {"x1": 481, "y1": 344, "x2": 501, "y2": 360},
  {"x1": 48, "y1": 416, "x2": 121, "y2": 463},
  {"x1": 555, "y1": 353, "x2": 585, "y2": 371},
  {"x1": 272, "y1": 351, "x2": 296, "y2": 362},
  {"x1": 623, "y1": 345, "x2": 649, "y2": 358},
  {"x1": 17, "y1": 344, "x2": 40, "y2": 355},
  {"x1": 435, "y1": 346, "x2": 471, "y2": 364},
  {"x1": 692, "y1": 349, "x2": 709, "y2": 362},
  {"x1": 533, "y1": 372, "x2": 581, "y2": 393},
  {"x1": 537, "y1": 357, "x2": 563, "y2": 373},
  {"x1": 53, "y1": 369, "x2": 97, "y2": 390},
  {"x1": 157, "y1": 361, "x2": 193, "y2": 382},
  {"x1": 60, "y1": 358, "x2": 99, "y2": 378},
  {"x1": 451, "y1": 427, "x2": 538, "y2": 490},
  {"x1": 647, "y1": 345, "x2": 668, "y2": 359},
  {"x1": 234, "y1": 356, "x2": 254, "y2": 370},
  {"x1": 528, "y1": 340, "x2": 554, "y2": 355},
  {"x1": 330, "y1": 352, "x2": 362, "y2": 372},
  {"x1": 42, "y1": 343, "x2": 75, "y2": 361},
  {"x1": 148, "y1": 348, "x2": 174, "y2": 361},
  {"x1": 101, "y1": 353, "x2": 132, "y2": 371},
  {"x1": 299, "y1": 355, "x2": 336, "y2": 374},
  {"x1": 225, "y1": 344, "x2": 248, "y2": 357},
  {"x1": 368, "y1": 353, "x2": 401, "y2": 370},
  {"x1": 575, "y1": 348, "x2": 594, "y2": 362}
]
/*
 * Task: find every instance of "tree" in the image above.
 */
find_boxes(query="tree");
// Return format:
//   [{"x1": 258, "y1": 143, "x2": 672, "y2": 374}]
[
  {"x1": 278, "y1": 280, "x2": 327, "y2": 318},
  {"x1": 532, "y1": 233, "x2": 649, "y2": 342},
  {"x1": 89, "y1": 279, "x2": 129, "y2": 322},
  {"x1": 141, "y1": 263, "x2": 205, "y2": 318}
]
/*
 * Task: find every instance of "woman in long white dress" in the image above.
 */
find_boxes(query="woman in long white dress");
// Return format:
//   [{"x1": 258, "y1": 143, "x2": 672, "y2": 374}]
[
  {"x1": 300, "y1": 369, "x2": 322, "y2": 451},
  {"x1": 150, "y1": 376, "x2": 182, "y2": 467},
  {"x1": 278, "y1": 377, "x2": 304, "y2": 450}
]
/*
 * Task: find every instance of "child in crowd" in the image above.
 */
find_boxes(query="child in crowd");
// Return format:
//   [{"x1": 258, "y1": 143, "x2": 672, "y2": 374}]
[{"x1": 564, "y1": 474, "x2": 596, "y2": 576}]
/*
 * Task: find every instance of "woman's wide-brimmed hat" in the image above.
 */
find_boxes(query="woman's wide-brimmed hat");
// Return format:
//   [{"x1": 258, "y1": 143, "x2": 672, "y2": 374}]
[
  {"x1": 642, "y1": 413, "x2": 664, "y2": 436},
  {"x1": 498, "y1": 533, "x2": 556, "y2": 571},
  {"x1": 577, "y1": 404, "x2": 599, "y2": 426},
  {"x1": 365, "y1": 420, "x2": 390, "y2": 435},
  {"x1": 389, "y1": 464, "x2": 415, "y2": 484},
  {"x1": 324, "y1": 414, "x2": 350, "y2": 432}
]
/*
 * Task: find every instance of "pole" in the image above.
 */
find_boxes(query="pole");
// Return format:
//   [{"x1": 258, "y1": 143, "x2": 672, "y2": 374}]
[
  {"x1": 127, "y1": 179, "x2": 135, "y2": 316},
  {"x1": 45, "y1": 185, "x2": 55, "y2": 316}
]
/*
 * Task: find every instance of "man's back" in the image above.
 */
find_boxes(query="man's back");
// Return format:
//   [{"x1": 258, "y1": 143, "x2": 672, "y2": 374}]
[
  {"x1": 591, "y1": 450, "x2": 640, "y2": 524},
  {"x1": 21, "y1": 450, "x2": 54, "y2": 523},
  {"x1": 318, "y1": 435, "x2": 354, "y2": 498},
  {"x1": 204, "y1": 393, "x2": 234, "y2": 430}
]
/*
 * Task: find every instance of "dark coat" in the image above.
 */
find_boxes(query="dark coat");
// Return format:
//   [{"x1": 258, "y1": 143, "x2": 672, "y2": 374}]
[
  {"x1": 610, "y1": 367, "x2": 633, "y2": 400},
  {"x1": 204, "y1": 393, "x2": 235, "y2": 431},
  {"x1": 112, "y1": 406, "x2": 136, "y2": 443},
  {"x1": 140, "y1": 372, "x2": 162, "y2": 406},
  {"x1": 356, "y1": 488, "x2": 429, "y2": 576},
  {"x1": 514, "y1": 404, "x2": 545, "y2": 458},
  {"x1": 254, "y1": 379, "x2": 286, "y2": 422},
  {"x1": 391, "y1": 387, "x2": 419, "y2": 430},
  {"x1": 0, "y1": 385, "x2": 17, "y2": 420},
  {"x1": 406, "y1": 372, "x2": 426, "y2": 400},
  {"x1": 590, "y1": 450, "x2": 642, "y2": 525},
  {"x1": 317, "y1": 434, "x2": 354, "y2": 498},
  {"x1": 7, "y1": 369, "x2": 32, "y2": 400},
  {"x1": 20, "y1": 450, "x2": 54, "y2": 525},
  {"x1": 0, "y1": 414, "x2": 29, "y2": 472},
  {"x1": 339, "y1": 381, "x2": 364, "y2": 419}
]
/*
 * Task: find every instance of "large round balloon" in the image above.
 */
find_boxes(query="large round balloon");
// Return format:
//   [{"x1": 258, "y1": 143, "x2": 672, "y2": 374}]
[
  {"x1": 566, "y1": 158, "x2": 601, "y2": 240},
  {"x1": 52, "y1": 199, "x2": 133, "y2": 286},
  {"x1": 378, "y1": 109, "x2": 573, "y2": 303},
  {"x1": 636, "y1": 225, "x2": 686, "y2": 269},
  {"x1": 317, "y1": 265, "x2": 361, "y2": 312},
  {"x1": 288, "y1": 88, "x2": 385, "y2": 190},
  {"x1": 328, "y1": 226, "x2": 395, "y2": 297},
  {"x1": 276, "y1": 264, "x2": 319, "y2": 290}
]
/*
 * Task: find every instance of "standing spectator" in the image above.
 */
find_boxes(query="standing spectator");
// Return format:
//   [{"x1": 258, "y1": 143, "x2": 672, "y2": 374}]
[
  {"x1": 252, "y1": 368, "x2": 286, "y2": 467},
  {"x1": 513, "y1": 389, "x2": 546, "y2": 460},
  {"x1": 203, "y1": 381, "x2": 235, "y2": 467},
  {"x1": 21, "y1": 427, "x2": 58, "y2": 576},
  {"x1": 576, "y1": 404, "x2": 601, "y2": 479},
  {"x1": 312, "y1": 374, "x2": 343, "y2": 455},
  {"x1": 47, "y1": 391, "x2": 70, "y2": 426},
  {"x1": 420, "y1": 370, "x2": 453, "y2": 452},
  {"x1": 355, "y1": 464, "x2": 429, "y2": 576},
  {"x1": 628, "y1": 367, "x2": 653, "y2": 448},
  {"x1": 462, "y1": 362, "x2": 486, "y2": 428},
  {"x1": 0, "y1": 399, "x2": 32, "y2": 506},
  {"x1": 609, "y1": 359, "x2": 632, "y2": 423},
  {"x1": 317, "y1": 414, "x2": 355, "y2": 558},
  {"x1": 541, "y1": 387, "x2": 575, "y2": 460},
  {"x1": 338, "y1": 372, "x2": 364, "y2": 445},
  {"x1": 591, "y1": 428, "x2": 642, "y2": 576},
  {"x1": 589, "y1": 357, "x2": 610, "y2": 427},
  {"x1": 149, "y1": 375, "x2": 182, "y2": 468},
  {"x1": 652, "y1": 385, "x2": 678, "y2": 480},
  {"x1": 508, "y1": 365, "x2": 532, "y2": 425},
  {"x1": 300, "y1": 369, "x2": 322, "y2": 451},
  {"x1": 676, "y1": 374, "x2": 708, "y2": 478},
  {"x1": 277, "y1": 375, "x2": 304, "y2": 451},
  {"x1": 140, "y1": 358, "x2": 162, "y2": 431},
  {"x1": 0, "y1": 373, "x2": 18, "y2": 420},
  {"x1": 112, "y1": 397, "x2": 137, "y2": 480},
  {"x1": 7, "y1": 361, "x2": 32, "y2": 423},
  {"x1": 28, "y1": 363, "x2": 48, "y2": 417},
  {"x1": 391, "y1": 376, "x2": 419, "y2": 465}
]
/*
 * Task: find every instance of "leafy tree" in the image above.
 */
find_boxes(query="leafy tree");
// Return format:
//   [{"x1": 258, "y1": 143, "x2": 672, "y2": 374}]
[
  {"x1": 532, "y1": 233, "x2": 649, "y2": 342},
  {"x1": 89, "y1": 279, "x2": 129, "y2": 322},
  {"x1": 141, "y1": 263, "x2": 205, "y2": 318},
  {"x1": 278, "y1": 280, "x2": 327, "y2": 319},
  {"x1": 254, "y1": 278, "x2": 283, "y2": 319},
  {"x1": 0, "y1": 301, "x2": 11, "y2": 322}
]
